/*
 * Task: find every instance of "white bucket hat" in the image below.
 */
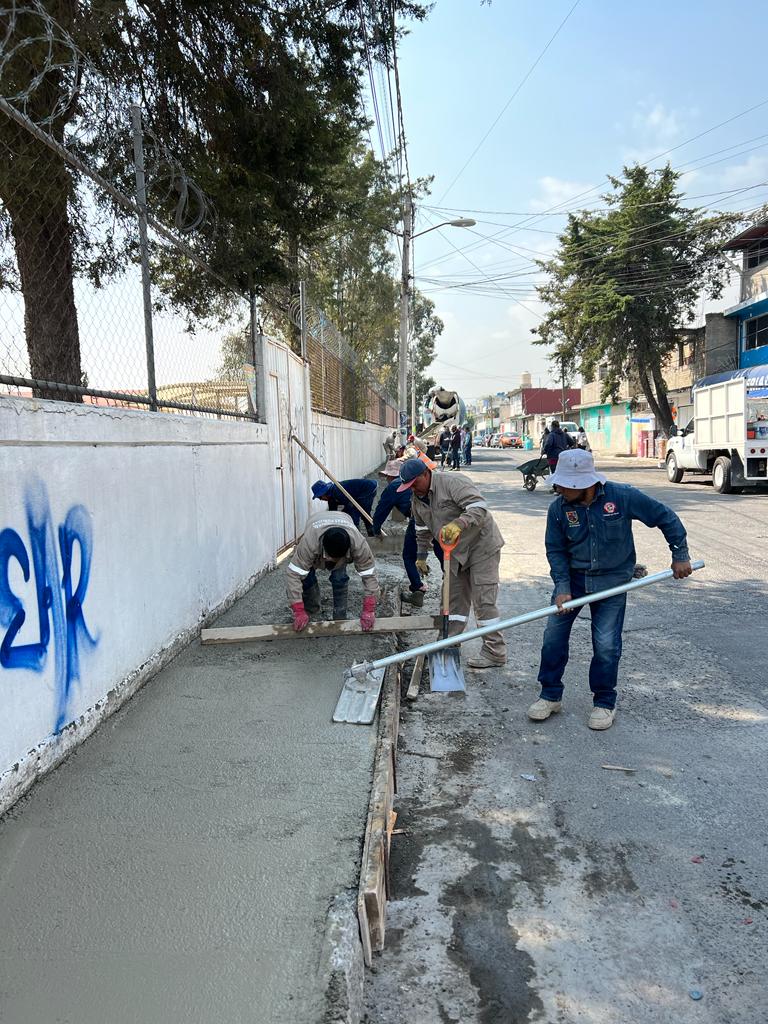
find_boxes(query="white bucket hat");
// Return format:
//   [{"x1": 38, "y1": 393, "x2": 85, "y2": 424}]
[{"x1": 549, "y1": 448, "x2": 606, "y2": 489}]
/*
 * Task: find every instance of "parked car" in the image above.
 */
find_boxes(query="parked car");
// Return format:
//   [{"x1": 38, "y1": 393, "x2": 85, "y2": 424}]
[
  {"x1": 499, "y1": 433, "x2": 523, "y2": 449},
  {"x1": 488, "y1": 433, "x2": 501, "y2": 448}
]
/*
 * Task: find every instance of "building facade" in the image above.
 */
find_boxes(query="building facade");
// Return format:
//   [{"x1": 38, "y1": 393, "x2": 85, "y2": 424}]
[{"x1": 722, "y1": 221, "x2": 768, "y2": 370}]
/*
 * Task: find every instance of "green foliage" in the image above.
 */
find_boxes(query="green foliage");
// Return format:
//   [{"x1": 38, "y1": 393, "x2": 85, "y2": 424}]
[
  {"x1": 0, "y1": 0, "x2": 430, "y2": 384},
  {"x1": 534, "y1": 164, "x2": 742, "y2": 432}
]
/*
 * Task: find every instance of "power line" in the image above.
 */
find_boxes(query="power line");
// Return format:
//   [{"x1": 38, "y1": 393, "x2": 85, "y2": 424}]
[
  {"x1": 417, "y1": 181, "x2": 768, "y2": 279},
  {"x1": 437, "y1": 0, "x2": 582, "y2": 204},
  {"x1": 421, "y1": 106, "x2": 768, "y2": 275}
]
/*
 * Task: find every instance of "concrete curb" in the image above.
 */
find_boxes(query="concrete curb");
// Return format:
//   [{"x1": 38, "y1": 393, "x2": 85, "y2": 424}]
[{"x1": 320, "y1": 891, "x2": 366, "y2": 1024}]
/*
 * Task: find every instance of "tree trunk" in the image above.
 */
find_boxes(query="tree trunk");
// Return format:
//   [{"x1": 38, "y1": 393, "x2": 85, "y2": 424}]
[
  {"x1": 637, "y1": 364, "x2": 673, "y2": 436},
  {"x1": 287, "y1": 235, "x2": 302, "y2": 355},
  {"x1": 650, "y1": 362, "x2": 674, "y2": 435},
  {"x1": 8, "y1": 182, "x2": 83, "y2": 402}
]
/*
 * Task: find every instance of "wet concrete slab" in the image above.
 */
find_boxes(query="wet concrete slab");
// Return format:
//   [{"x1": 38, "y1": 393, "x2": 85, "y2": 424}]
[{"x1": 0, "y1": 561, "x2": 397, "y2": 1023}]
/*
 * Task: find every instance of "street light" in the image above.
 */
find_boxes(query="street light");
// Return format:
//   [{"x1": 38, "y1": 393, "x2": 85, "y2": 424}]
[{"x1": 398, "y1": 202, "x2": 475, "y2": 438}]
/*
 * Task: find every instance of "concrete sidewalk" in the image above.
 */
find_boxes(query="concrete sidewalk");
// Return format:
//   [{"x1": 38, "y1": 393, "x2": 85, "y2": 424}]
[{"x1": 0, "y1": 558, "x2": 402, "y2": 1024}]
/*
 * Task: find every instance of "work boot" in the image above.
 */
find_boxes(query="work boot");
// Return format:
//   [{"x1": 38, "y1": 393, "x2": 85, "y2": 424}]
[
  {"x1": 527, "y1": 698, "x2": 562, "y2": 721},
  {"x1": 588, "y1": 707, "x2": 616, "y2": 731},
  {"x1": 303, "y1": 582, "x2": 321, "y2": 614},
  {"x1": 466, "y1": 651, "x2": 506, "y2": 670},
  {"x1": 332, "y1": 584, "x2": 349, "y2": 620},
  {"x1": 401, "y1": 588, "x2": 426, "y2": 608}
]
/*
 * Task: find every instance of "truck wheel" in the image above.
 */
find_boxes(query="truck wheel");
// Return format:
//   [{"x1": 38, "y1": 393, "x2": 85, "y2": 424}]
[
  {"x1": 666, "y1": 453, "x2": 684, "y2": 483},
  {"x1": 712, "y1": 456, "x2": 733, "y2": 494}
]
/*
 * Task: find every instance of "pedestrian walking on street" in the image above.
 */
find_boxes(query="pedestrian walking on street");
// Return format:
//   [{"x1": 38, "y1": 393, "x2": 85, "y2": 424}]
[
  {"x1": 311, "y1": 478, "x2": 377, "y2": 535},
  {"x1": 529, "y1": 448, "x2": 692, "y2": 731},
  {"x1": 397, "y1": 458, "x2": 506, "y2": 669},
  {"x1": 576, "y1": 425, "x2": 591, "y2": 451},
  {"x1": 449, "y1": 424, "x2": 461, "y2": 470},
  {"x1": 372, "y1": 478, "x2": 443, "y2": 607},
  {"x1": 463, "y1": 425, "x2": 473, "y2": 466},
  {"x1": 540, "y1": 425, "x2": 550, "y2": 454},
  {"x1": 439, "y1": 426, "x2": 451, "y2": 469},
  {"x1": 287, "y1": 511, "x2": 379, "y2": 629},
  {"x1": 542, "y1": 420, "x2": 574, "y2": 472}
]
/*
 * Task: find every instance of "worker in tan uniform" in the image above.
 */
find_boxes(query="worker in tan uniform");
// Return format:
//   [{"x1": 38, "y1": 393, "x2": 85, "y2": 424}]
[
  {"x1": 286, "y1": 510, "x2": 379, "y2": 631},
  {"x1": 396, "y1": 457, "x2": 506, "y2": 669}
]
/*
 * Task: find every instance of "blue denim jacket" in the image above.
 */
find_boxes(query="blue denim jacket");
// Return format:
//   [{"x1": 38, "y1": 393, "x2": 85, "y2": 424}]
[
  {"x1": 545, "y1": 481, "x2": 690, "y2": 595},
  {"x1": 372, "y1": 479, "x2": 412, "y2": 534}
]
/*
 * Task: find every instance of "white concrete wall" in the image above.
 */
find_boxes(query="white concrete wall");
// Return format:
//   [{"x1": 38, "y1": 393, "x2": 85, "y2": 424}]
[
  {"x1": 309, "y1": 413, "x2": 388, "y2": 481},
  {"x1": 0, "y1": 397, "x2": 273, "y2": 813}
]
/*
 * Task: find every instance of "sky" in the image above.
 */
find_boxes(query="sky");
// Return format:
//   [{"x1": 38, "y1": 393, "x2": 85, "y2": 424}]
[{"x1": 387, "y1": 0, "x2": 768, "y2": 400}]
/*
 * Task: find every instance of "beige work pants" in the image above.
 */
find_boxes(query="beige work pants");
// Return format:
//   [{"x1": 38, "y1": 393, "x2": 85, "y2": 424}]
[{"x1": 446, "y1": 550, "x2": 506, "y2": 663}]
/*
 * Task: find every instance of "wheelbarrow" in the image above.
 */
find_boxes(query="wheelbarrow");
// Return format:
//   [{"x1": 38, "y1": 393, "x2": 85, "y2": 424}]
[{"x1": 517, "y1": 455, "x2": 550, "y2": 491}]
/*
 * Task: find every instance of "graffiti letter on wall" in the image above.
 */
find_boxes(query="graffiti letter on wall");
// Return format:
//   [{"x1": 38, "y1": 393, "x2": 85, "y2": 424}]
[{"x1": 0, "y1": 482, "x2": 97, "y2": 733}]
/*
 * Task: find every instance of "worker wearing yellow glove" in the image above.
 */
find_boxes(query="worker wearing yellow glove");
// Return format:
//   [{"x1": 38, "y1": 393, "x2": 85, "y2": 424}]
[
  {"x1": 415, "y1": 558, "x2": 430, "y2": 576},
  {"x1": 440, "y1": 521, "x2": 462, "y2": 546},
  {"x1": 397, "y1": 457, "x2": 506, "y2": 669}
]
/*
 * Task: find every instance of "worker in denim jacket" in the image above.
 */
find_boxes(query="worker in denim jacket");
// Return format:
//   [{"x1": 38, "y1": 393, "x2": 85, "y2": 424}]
[{"x1": 529, "y1": 448, "x2": 692, "y2": 731}]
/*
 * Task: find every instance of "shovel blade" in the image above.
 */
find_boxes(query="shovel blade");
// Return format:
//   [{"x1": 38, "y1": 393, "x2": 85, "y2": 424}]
[{"x1": 429, "y1": 649, "x2": 466, "y2": 692}]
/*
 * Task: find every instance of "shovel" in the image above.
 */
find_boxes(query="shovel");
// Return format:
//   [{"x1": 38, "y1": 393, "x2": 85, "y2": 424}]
[{"x1": 428, "y1": 538, "x2": 466, "y2": 692}]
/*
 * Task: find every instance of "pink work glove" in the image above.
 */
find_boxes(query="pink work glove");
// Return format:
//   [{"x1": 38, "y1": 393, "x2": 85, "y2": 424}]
[
  {"x1": 291, "y1": 602, "x2": 310, "y2": 632},
  {"x1": 360, "y1": 595, "x2": 377, "y2": 632}
]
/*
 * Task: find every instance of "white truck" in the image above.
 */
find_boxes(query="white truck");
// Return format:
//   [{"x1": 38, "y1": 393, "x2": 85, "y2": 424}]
[{"x1": 665, "y1": 366, "x2": 768, "y2": 494}]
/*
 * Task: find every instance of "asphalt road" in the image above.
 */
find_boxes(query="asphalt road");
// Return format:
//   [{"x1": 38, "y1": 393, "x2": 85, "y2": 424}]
[{"x1": 365, "y1": 448, "x2": 768, "y2": 1024}]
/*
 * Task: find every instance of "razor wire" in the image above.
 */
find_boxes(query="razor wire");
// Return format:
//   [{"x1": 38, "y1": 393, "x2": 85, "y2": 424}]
[{"x1": 0, "y1": 4, "x2": 253, "y2": 419}]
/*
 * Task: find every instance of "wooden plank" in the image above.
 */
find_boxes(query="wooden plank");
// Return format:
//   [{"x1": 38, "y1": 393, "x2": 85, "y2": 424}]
[
  {"x1": 405, "y1": 654, "x2": 425, "y2": 702},
  {"x1": 357, "y1": 665, "x2": 399, "y2": 962},
  {"x1": 201, "y1": 615, "x2": 438, "y2": 645}
]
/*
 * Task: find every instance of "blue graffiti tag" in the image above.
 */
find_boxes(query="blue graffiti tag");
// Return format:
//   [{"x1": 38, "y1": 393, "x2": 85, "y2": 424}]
[{"x1": 0, "y1": 482, "x2": 97, "y2": 732}]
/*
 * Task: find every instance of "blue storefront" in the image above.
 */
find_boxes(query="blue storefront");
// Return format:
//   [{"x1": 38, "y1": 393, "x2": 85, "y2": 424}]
[{"x1": 723, "y1": 224, "x2": 768, "y2": 370}]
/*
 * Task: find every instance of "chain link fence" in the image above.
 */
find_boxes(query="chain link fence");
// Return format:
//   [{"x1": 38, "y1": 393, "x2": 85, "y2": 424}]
[
  {"x1": 299, "y1": 295, "x2": 398, "y2": 426},
  {"x1": 0, "y1": 3, "x2": 398, "y2": 426}
]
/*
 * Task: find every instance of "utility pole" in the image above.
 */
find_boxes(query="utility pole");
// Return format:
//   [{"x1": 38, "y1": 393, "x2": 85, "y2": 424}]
[
  {"x1": 398, "y1": 191, "x2": 412, "y2": 441},
  {"x1": 411, "y1": 362, "x2": 416, "y2": 434},
  {"x1": 560, "y1": 354, "x2": 567, "y2": 419}
]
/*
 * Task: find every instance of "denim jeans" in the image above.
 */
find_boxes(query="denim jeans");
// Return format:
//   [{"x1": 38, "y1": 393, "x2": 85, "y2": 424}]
[
  {"x1": 402, "y1": 519, "x2": 444, "y2": 591},
  {"x1": 450, "y1": 448, "x2": 460, "y2": 469},
  {"x1": 537, "y1": 574, "x2": 627, "y2": 709},
  {"x1": 464, "y1": 446, "x2": 472, "y2": 466},
  {"x1": 303, "y1": 566, "x2": 349, "y2": 602}
]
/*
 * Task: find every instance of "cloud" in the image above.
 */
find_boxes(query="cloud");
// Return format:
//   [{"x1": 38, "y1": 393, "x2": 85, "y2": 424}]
[
  {"x1": 635, "y1": 102, "x2": 682, "y2": 143},
  {"x1": 717, "y1": 152, "x2": 768, "y2": 191},
  {"x1": 529, "y1": 176, "x2": 595, "y2": 213},
  {"x1": 618, "y1": 100, "x2": 698, "y2": 165}
]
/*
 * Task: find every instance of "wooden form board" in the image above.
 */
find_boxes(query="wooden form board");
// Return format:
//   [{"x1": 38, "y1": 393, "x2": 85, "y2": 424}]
[
  {"x1": 357, "y1": 663, "x2": 400, "y2": 965},
  {"x1": 201, "y1": 615, "x2": 438, "y2": 645},
  {"x1": 405, "y1": 654, "x2": 425, "y2": 701}
]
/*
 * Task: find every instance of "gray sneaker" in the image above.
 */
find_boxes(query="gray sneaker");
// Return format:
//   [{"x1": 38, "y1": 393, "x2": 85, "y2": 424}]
[
  {"x1": 527, "y1": 698, "x2": 562, "y2": 721},
  {"x1": 588, "y1": 707, "x2": 616, "y2": 730}
]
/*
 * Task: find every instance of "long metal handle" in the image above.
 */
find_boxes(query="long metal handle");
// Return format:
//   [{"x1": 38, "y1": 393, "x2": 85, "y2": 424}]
[
  {"x1": 290, "y1": 433, "x2": 385, "y2": 535},
  {"x1": 362, "y1": 560, "x2": 705, "y2": 673}
]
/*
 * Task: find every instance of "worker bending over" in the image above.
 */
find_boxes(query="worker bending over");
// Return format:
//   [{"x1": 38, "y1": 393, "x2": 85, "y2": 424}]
[
  {"x1": 530, "y1": 448, "x2": 691, "y2": 731},
  {"x1": 311, "y1": 478, "x2": 377, "y2": 535},
  {"x1": 396, "y1": 458, "x2": 506, "y2": 669},
  {"x1": 286, "y1": 511, "x2": 379, "y2": 630},
  {"x1": 382, "y1": 429, "x2": 399, "y2": 460},
  {"x1": 372, "y1": 478, "x2": 443, "y2": 607}
]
